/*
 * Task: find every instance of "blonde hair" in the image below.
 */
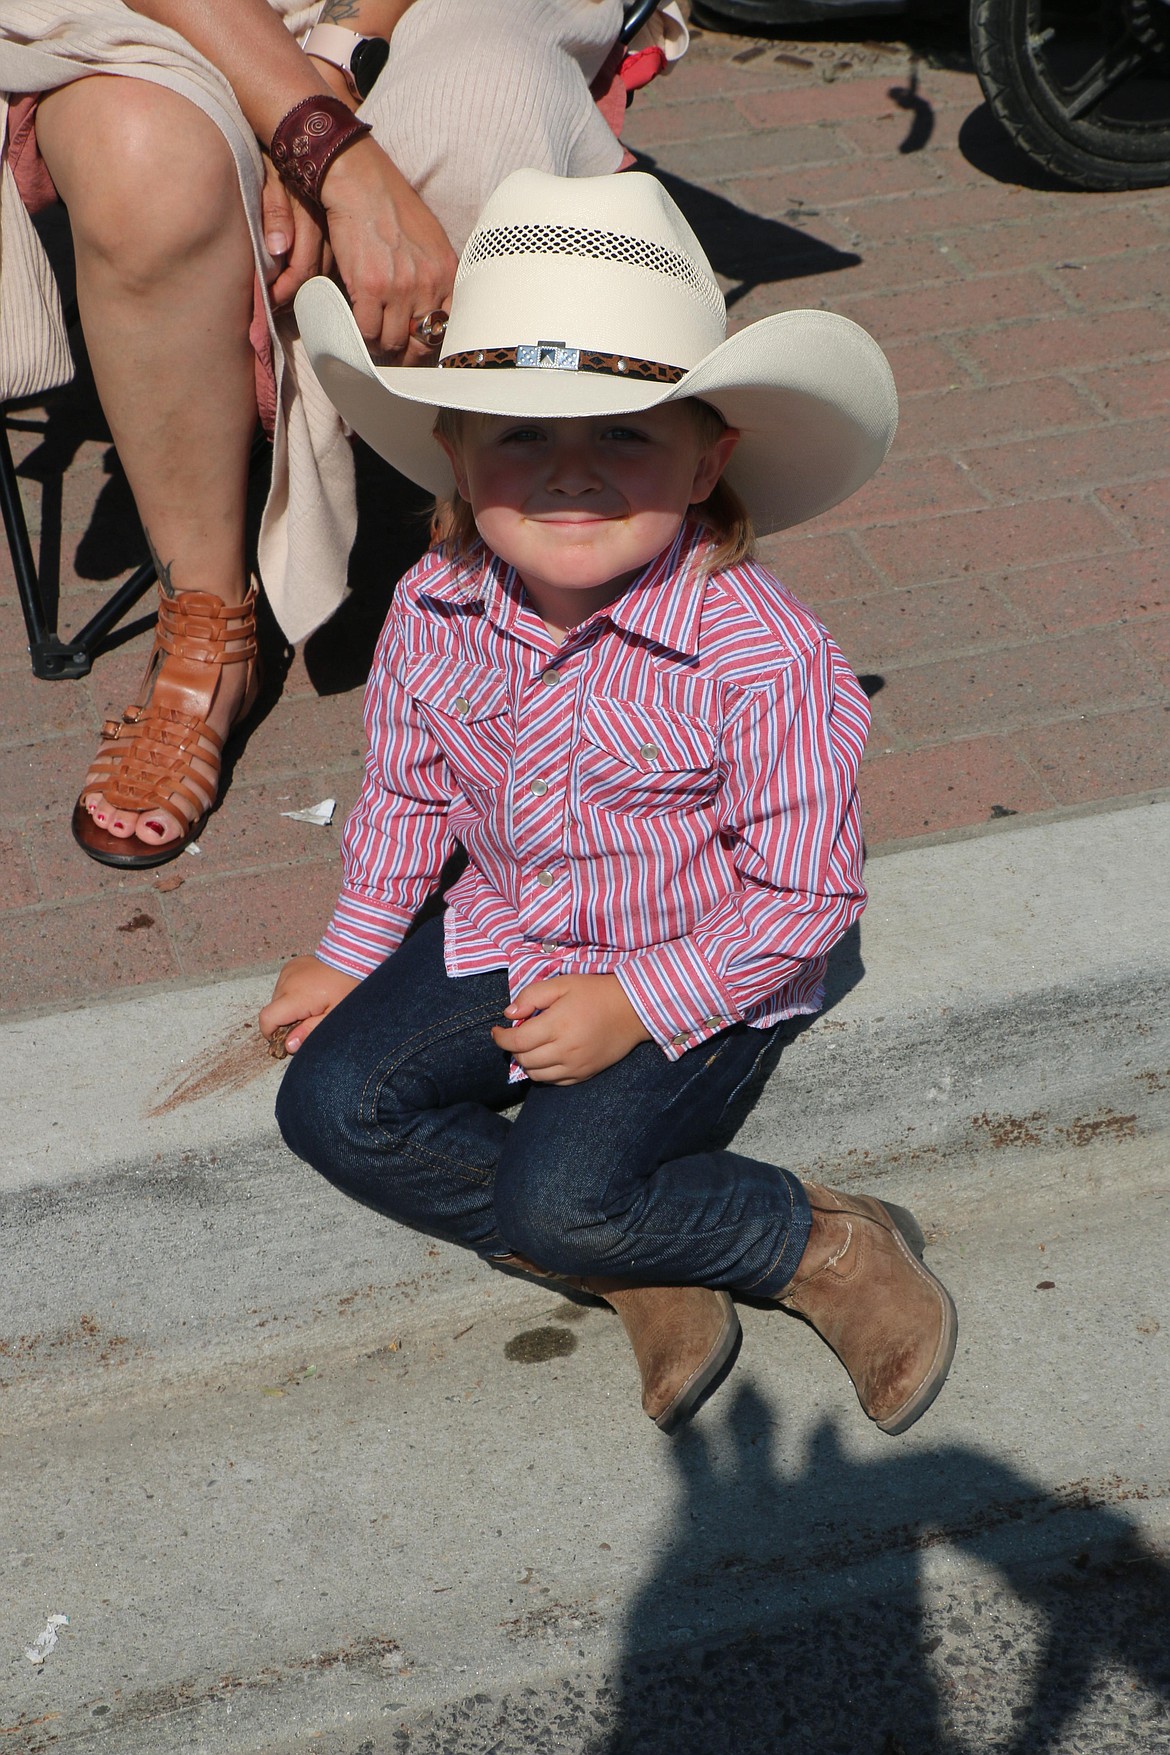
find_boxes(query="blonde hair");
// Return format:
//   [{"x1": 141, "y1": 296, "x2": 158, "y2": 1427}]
[{"x1": 430, "y1": 400, "x2": 754, "y2": 576}]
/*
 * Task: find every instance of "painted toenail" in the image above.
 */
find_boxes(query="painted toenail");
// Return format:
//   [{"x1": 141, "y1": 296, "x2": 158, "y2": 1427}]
[{"x1": 145, "y1": 821, "x2": 166, "y2": 834}]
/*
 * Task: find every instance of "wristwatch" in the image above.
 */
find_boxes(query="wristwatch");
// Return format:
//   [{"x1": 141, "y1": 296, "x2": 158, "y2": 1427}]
[{"x1": 300, "y1": 22, "x2": 390, "y2": 102}]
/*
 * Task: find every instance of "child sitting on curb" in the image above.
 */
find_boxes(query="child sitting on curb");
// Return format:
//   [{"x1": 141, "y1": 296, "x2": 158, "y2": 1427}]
[{"x1": 260, "y1": 168, "x2": 957, "y2": 1437}]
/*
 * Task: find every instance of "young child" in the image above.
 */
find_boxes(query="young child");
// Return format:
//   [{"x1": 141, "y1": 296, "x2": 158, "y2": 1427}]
[{"x1": 263, "y1": 168, "x2": 957, "y2": 1437}]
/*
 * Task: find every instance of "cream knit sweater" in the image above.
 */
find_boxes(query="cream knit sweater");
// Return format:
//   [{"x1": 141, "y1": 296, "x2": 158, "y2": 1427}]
[{"x1": 0, "y1": 0, "x2": 624, "y2": 641}]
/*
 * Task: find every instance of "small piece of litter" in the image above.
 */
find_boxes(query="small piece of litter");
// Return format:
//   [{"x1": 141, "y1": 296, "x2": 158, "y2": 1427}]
[
  {"x1": 25, "y1": 1615, "x2": 68, "y2": 1664},
  {"x1": 185, "y1": 841, "x2": 202, "y2": 856},
  {"x1": 281, "y1": 798, "x2": 337, "y2": 826}
]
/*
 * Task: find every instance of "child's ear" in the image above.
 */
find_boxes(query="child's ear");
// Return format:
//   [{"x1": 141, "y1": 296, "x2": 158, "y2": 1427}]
[
  {"x1": 434, "y1": 426, "x2": 470, "y2": 499},
  {"x1": 690, "y1": 426, "x2": 740, "y2": 505}
]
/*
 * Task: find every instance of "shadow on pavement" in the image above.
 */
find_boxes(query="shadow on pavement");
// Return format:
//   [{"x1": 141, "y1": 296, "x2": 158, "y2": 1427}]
[
  {"x1": 302, "y1": 440, "x2": 432, "y2": 696},
  {"x1": 633, "y1": 153, "x2": 861, "y2": 308},
  {"x1": 596, "y1": 1383, "x2": 1170, "y2": 1753},
  {"x1": 956, "y1": 101, "x2": 1072, "y2": 189}
]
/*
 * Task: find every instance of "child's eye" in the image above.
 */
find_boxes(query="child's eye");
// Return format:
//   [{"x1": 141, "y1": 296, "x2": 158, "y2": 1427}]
[
  {"x1": 603, "y1": 425, "x2": 650, "y2": 443},
  {"x1": 498, "y1": 425, "x2": 546, "y2": 445}
]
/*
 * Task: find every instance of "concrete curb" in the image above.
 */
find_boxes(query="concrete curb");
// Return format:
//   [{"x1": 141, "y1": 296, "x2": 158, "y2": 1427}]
[{"x1": 6, "y1": 798, "x2": 1167, "y2": 1189}]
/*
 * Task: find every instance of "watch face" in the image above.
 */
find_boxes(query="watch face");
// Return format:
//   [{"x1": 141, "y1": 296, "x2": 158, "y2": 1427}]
[{"x1": 352, "y1": 36, "x2": 390, "y2": 100}]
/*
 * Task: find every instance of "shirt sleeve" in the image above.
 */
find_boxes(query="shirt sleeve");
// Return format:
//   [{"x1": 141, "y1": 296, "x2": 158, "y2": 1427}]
[
  {"x1": 317, "y1": 611, "x2": 457, "y2": 979},
  {"x1": 615, "y1": 636, "x2": 870, "y2": 1056}
]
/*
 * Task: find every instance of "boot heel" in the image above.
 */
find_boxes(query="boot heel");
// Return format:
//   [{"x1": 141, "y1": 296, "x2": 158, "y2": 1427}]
[{"x1": 881, "y1": 1200, "x2": 926, "y2": 1259}]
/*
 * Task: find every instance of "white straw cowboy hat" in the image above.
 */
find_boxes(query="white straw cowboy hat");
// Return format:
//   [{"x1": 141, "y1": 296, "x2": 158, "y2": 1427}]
[{"x1": 295, "y1": 168, "x2": 897, "y2": 535}]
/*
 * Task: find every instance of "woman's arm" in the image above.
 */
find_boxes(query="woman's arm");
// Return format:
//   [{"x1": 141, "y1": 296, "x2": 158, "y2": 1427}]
[
  {"x1": 307, "y1": 1, "x2": 421, "y2": 101},
  {"x1": 123, "y1": 0, "x2": 456, "y2": 353}
]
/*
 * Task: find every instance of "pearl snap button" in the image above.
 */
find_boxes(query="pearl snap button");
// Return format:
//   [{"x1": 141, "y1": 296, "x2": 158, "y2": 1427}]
[
  {"x1": 540, "y1": 940, "x2": 560, "y2": 954},
  {"x1": 529, "y1": 778, "x2": 549, "y2": 796},
  {"x1": 536, "y1": 870, "x2": 555, "y2": 887},
  {"x1": 540, "y1": 669, "x2": 559, "y2": 686},
  {"x1": 639, "y1": 743, "x2": 658, "y2": 761},
  {"x1": 453, "y1": 695, "x2": 470, "y2": 715},
  {"x1": 671, "y1": 1032, "x2": 690, "y2": 1047}
]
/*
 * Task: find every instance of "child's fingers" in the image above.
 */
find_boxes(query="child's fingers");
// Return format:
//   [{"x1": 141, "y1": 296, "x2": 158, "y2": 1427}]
[
  {"x1": 491, "y1": 1016, "x2": 555, "y2": 1054},
  {"x1": 504, "y1": 978, "x2": 563, "y2": 1019},
  {"x1": 259, "y1": 993, "x2": 307, "y2": 1039},
  {"x1": 283, "y1": 1012, "x2": 327, "y2": 1055}
]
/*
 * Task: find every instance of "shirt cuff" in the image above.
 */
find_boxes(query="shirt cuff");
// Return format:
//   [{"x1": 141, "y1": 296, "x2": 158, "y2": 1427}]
[
  {"x1": 316, "y1": 888, "x2": 413, "y2": 979},
  {"x1": 615, "y1": 939, "x2": 740, "y2": 1060}
]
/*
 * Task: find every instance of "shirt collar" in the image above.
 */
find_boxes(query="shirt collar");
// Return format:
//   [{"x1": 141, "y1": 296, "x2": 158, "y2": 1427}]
[
  {"x1": 419, "y1": 547, "x2": 531, "y2": 636},
  {"x1": 604, "y1": 521, "x2": 711, "y2": 658},
  {"x1": 421, "y1": 524, "x2": 714, "y2": 658}
]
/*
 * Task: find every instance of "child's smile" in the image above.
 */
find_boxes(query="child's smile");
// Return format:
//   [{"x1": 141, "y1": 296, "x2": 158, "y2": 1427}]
[{"x1": 437, "y1": 405, "x2": 738, "y2": 633}]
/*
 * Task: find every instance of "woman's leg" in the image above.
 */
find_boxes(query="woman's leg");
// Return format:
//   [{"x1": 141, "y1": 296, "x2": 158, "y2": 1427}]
[{"x1": 35, "y1": 75, "x2": 258, "y2": 850}]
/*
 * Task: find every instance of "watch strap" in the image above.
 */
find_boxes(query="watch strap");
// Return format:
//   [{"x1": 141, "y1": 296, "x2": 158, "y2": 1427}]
[{"x1": 301, "y1": 22, "x2": 386, "y2": 100}]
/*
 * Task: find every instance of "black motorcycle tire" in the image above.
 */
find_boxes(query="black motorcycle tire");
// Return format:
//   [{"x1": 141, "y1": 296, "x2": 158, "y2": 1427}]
[{"x1": 970, "y1": 0, "x2": 1170, "y2": 189}]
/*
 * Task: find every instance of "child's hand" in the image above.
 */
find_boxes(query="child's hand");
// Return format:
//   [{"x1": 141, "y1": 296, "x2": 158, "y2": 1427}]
[
  {"x1": 260, "y1": 954, "x2": 360, "y2": 1055},
  {"x1": 491, "y1": 973, "x2": 651, "y2": 1085}
]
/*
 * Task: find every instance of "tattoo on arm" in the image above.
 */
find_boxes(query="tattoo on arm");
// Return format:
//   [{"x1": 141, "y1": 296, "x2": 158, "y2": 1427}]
[
  {"x1": 144, "y1": 530, "x2": 177, "y2": 599},
  {"x1": 320, "y1": 0, "x2": 362, "y2": 21}
]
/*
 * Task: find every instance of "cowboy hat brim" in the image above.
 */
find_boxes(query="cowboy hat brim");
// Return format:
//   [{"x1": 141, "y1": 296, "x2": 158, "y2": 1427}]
[{"x1": 295, "y1": 277, "x2": 897, "y2": 535}]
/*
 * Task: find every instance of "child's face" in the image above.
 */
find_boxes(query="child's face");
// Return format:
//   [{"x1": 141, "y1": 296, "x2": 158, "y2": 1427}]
[{"x1": 437, "y1": 404, "x2": 738, "y2": 625}]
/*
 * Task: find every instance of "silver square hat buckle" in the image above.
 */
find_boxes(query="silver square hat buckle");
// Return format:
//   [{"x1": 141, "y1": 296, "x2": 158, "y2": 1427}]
[{"x1": 516, "y1": 341, "x2": 581, "y2": 371}]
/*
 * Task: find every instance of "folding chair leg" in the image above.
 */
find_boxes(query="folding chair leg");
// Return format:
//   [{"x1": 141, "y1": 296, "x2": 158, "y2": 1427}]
[{"x1": 1, "y1": 420, "x2": 156, "y2": 681}]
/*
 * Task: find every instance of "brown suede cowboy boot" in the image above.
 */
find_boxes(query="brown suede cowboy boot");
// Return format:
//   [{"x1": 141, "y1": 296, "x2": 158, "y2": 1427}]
[
  {"x1": 498, "y1": 1257, "x2": 740, "y2": 1434},
  {"x1": 775, "y1": 1183, "x2": 957, "y2": 1435},
  {"x1": 578, "y1": 1280, "x2": 741, "y2": 1434}
]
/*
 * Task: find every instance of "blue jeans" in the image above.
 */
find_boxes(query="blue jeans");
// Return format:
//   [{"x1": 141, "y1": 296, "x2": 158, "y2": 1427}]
[{"x1": 276, "y1": 914, "x2": 811, "y2": 1295}]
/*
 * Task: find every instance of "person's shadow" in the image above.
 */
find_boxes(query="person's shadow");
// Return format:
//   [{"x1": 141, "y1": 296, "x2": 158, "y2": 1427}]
[{"x1": 596, "y1": 1383, "x2": 1170, "y2": 1753}]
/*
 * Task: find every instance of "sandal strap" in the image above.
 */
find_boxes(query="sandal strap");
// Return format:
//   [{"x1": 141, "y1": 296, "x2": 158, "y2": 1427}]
[
  {"x1": 81, "y1": 582, "x2": 260, "y2": 829},
  {"x1": 85, "y1": 707, "x2": 227, "y2": 820},
  {"x1": 157, "y1": 586, "x2": 259, "y2": 670}
]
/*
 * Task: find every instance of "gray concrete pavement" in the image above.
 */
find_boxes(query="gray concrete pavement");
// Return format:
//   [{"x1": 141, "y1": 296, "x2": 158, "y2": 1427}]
[{"x1": 2, "y1": 801, "x2": 1168, "y2": 1753}]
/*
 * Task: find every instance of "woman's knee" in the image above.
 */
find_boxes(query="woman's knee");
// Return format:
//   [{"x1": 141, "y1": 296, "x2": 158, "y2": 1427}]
[{"x1": 37, "y1": 78, "x2": 247, "y2": 287}]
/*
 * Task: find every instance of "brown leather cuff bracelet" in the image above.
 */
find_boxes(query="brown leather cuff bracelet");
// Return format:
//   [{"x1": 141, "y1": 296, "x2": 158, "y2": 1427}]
[{"x1": 270, "y1": 95, "x2": 371, "y2": 210}]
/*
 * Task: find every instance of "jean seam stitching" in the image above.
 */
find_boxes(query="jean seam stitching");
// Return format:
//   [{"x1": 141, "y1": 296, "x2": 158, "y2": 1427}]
[{"x1": 360, "y1": 997, "x2": 508, "y2": 1174}]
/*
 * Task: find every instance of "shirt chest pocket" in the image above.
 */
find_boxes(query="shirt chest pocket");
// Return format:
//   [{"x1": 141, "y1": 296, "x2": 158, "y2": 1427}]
[
  {"x1": 395, "y1": 653, "x2": 513, "y2": 792},
  {"x1": 579, "y1": 696, "x2": 719, "y2": 817}
]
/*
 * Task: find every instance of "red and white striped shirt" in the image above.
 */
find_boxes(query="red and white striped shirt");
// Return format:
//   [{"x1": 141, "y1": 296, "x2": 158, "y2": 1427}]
[{"x1": 319, "y1": 522, "x2": 870, "y2": 1061}]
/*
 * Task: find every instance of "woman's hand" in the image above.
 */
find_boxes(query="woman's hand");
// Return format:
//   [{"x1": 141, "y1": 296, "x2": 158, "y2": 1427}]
[
  {"x1": 318, "y1": 138, "x2": 457, "y2": 362},
  {"x1": 491, "y1": 974, "x2": 652, "y2": 1086},
  {"x1": 262, "y1": 155, "x2": 333, "y2": 309},
  {"x1": 260, "y1": 954, "x2": 360, "y2": 1054}
]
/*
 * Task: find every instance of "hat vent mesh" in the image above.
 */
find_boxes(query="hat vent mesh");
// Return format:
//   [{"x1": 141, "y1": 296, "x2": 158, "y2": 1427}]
[{"x1": 457, "y1": 224, "x2": 724, "y2": 320}]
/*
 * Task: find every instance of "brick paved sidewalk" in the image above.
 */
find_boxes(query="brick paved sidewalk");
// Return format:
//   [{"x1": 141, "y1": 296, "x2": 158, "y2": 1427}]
[{"x1": 2, "y1": 22, "x2": 1168, "y2": 1017}]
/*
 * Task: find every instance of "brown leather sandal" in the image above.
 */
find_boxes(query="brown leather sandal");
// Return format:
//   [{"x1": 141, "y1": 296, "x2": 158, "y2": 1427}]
[{"x1": 71, "y1": 584, "x2": 260, "y2": 870}]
